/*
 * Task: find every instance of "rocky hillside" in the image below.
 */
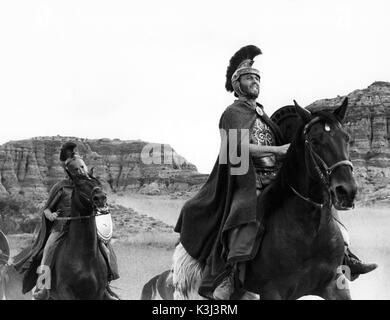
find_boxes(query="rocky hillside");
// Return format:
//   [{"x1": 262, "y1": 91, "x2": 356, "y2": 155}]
[
  {"x1": 0, "y1": 137, "x2": 207, "y2": 200},
  {"x1": 0, "y1": 82, "x2": 388, "y2": 206},
  {"x1": 307, "y1": 81, "x2": 390, "y2": 205}
]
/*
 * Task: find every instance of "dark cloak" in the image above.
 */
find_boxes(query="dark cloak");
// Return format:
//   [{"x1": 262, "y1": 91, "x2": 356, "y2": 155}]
[
  {"x1": 174, "y1": 100, "x2": 284, "y2": 266},
  {"x1": 13, "y1": 179, "x2": 72, "y2": 293}
]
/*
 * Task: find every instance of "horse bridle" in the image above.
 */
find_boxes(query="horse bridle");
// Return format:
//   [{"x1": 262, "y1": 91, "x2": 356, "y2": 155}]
[
  {"x1": 55, "y1": 186, "x2": 110, "y2": 221},
  {"x1": 290, "y1": 116, "x2": 354, "y2": 208}
]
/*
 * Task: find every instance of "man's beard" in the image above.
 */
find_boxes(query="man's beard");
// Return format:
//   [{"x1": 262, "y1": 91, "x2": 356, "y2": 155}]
[{"x1": 244, "y1": 86, "x2": 259, "y2": 99}]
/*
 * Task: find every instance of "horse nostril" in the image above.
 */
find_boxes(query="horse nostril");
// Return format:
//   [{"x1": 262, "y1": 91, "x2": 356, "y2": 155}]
[{"x1": 335, "y1": 186, "x2": 348, "y2": 198}]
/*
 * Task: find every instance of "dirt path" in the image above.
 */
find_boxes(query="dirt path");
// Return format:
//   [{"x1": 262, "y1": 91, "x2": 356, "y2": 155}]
[
  {"x1": 111, "y1": 242, "x2": 174, "y2": 300},
  {"x1": 109, "y1": 193, "x2": 186, "y2": 226}
]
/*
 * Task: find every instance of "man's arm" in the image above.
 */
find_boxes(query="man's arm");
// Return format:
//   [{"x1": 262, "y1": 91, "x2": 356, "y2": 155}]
[
  {"x1": 43, "y1": 188, "x2": 63, "y2": 222},
  {"x1": 249, "y1": 143, "x2": 290, "y2": 158}
]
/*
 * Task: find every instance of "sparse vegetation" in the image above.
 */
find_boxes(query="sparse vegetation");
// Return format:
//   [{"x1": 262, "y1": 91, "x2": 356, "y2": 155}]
[{"x1": 0, "y1": 194, "x2": 41, "y2": 234}]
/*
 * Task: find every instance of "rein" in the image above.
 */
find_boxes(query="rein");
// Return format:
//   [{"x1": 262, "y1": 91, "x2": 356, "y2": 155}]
[
  {"x1": 55, "y1": 210, "x2": 110, "y2": 221},
  {"x1": 289, "y1": 116, "x2": 353, "y2": 208},
  {"x1": 290, "y1": 185, "x2": 324, "y2": 209}
]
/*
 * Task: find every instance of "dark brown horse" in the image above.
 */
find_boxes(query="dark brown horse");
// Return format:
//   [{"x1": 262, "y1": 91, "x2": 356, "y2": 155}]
[
  {"x1": 173, "y1": 98, "x2": 356, "y2": 300},
  {"x1": 50, "y1": 175, "x2": 113, "y2": 300}
]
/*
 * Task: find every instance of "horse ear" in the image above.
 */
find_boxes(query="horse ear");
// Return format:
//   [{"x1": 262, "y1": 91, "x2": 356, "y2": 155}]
[
  {"x1": 88, "y1": 167, "x2": 95, "y2": 177},
  {"x1": 294, "y1": 100, "x2": 312, "y2": 124},
  {"x1": 333, "y1": 97, "x2": 348, "y2": 123}
]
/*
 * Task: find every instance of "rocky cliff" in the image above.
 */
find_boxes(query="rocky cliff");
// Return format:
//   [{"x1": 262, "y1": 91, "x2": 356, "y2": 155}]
[
  {"x1": 307, "y1": 81, "x2": 390, "y2": 205},
  {"x1": 0, "y1": 137, "x2": 207, "y2": 200}
]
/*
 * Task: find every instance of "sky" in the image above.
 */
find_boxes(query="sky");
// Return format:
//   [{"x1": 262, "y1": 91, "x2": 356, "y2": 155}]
[{"x1": 0, "y1": 0, "x2": 389, "y2": 173}]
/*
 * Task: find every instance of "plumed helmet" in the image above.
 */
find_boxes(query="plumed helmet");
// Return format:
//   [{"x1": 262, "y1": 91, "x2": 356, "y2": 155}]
[
  {"x1": 59, "y1": 141, "x2": 89, "y2": 178},
  {"x1": 225, "y1": 45, "x2": 262, "y2": 95},
  {"x1": 59, "y1": 141, "x2": 77, "y2": 163}
]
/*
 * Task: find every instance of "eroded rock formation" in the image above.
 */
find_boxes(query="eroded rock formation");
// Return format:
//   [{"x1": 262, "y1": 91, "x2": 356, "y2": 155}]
[{"x1": 0, "y1": 137, "x2": 207, "y2": 200}]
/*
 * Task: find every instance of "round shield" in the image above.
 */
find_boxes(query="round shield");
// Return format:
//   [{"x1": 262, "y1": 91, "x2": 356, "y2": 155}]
[
  {"x1": 270, "y1": 105, "x2": 302, "y2": 143},
  {"x1": 0, "y1": 230, "x2": 10, "y2": 265},
  {"x1": 96, "y1": 213, "x2": 113, "y2": 243}
]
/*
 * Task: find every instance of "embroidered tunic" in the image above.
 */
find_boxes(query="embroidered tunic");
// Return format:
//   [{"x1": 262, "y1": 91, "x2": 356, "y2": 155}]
[{"x1": 250, "y1": 116, "x2": 279, "y2": 189}]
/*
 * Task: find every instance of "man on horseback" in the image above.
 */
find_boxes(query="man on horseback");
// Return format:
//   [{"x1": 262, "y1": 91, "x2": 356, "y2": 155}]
[
  {"x1": 174, "y1": 45, "x2": 377, "y2": 300},
  {"x1": 14, "y1": 142, "x2": 119, "y2": 300}
]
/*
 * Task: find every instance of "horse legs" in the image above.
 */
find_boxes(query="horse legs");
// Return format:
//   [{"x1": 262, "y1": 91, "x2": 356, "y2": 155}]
[
  {"x1": 318, "y1": 276, "x2": 351, "y2": 300},
  {"x1": 56, "y1": 283, "x2": 76, "y2": 300},
  {"x1": 259, "y1": 282, "x2": 283, "y2": 300},
  {"x1": 157, "y1": 270, "x2": 174, "y2": 300},
  {"x1": 0, "y1": 266, "x2": 6, "y2": 300},
  {"x1": 140, "y1": 274, "x2": 159, "y2": 300},
  {"x1": 239, "y1": 291, "x2": 260, "y2": 300}
]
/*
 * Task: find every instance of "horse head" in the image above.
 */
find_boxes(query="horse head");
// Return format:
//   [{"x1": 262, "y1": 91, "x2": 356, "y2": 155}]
[
  {"x1": 294, "y1": 98, "x2": 357, "y2": 210},
  {"x1": 72, "y1": 175, "x2": 109, "y2": 217}
]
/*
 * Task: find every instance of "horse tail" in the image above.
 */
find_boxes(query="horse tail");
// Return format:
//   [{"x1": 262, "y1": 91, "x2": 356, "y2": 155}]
[{"x1": 172, "y1": 243, "x2": 206, "y2": 300}]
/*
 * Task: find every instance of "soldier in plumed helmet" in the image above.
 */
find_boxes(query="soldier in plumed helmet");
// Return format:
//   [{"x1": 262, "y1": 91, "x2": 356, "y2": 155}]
[
  {"x1": 14, "y1": 141, "x2": 119, "y2": 300},
  {"x1": 174, "y1": 45, "x2": 377, "y2": 300},
  {"x1": 175, "y1": 45, "x2": 289, "y2": 300}
]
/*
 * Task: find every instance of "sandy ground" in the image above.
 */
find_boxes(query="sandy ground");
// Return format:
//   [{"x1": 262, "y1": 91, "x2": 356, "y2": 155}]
[
  {"x1": 109, "y1": 193, "x2": 187, "y2": 226},
  {"x1": 5, "y1": 193, "x2": 390, "y2": 300},
  {"x1": 110, "y1": 242, "x2": 174, "y2": 300},
  {"x1": 338, "y1": 208, "x2": 390, "y2": 300}
]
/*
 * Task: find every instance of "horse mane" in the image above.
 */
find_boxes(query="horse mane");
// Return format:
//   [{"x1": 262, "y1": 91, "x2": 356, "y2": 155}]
[
  {"x1": 262, "y1": 109, "x2": 340, "y2": 213},
  {"x1": 258, "y1": 124, "x2": 305, "y2": 213}
]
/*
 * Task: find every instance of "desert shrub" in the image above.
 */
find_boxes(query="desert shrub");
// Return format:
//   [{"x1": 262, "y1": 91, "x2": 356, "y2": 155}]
[{"x1": 0, "y1": 194, "x2": 41, "y2": 234}]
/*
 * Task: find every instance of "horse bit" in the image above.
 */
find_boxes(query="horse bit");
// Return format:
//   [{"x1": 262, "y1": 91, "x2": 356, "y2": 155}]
[{"x1": 290, "y1": 116, "x2": 354, "y2": 209}]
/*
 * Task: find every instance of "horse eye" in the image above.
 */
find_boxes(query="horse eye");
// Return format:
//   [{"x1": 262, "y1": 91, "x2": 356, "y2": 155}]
[{"x1": 324, "y1": 123, "x2": 331, "y2": 132}]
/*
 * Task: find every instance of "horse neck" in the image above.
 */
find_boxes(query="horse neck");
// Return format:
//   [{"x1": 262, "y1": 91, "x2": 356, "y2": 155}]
[
  {"x1": 68, "y1": 202, "x2": 98, "y2": 255},
  {"x1": 281, "y1": 140, "x2": 333, "y2": 228}
]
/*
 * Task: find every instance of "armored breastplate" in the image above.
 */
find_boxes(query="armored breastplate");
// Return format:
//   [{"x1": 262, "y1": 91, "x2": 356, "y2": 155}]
[{"x1": 251, "y1": 117, "x2": 277, "y2": 169}]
